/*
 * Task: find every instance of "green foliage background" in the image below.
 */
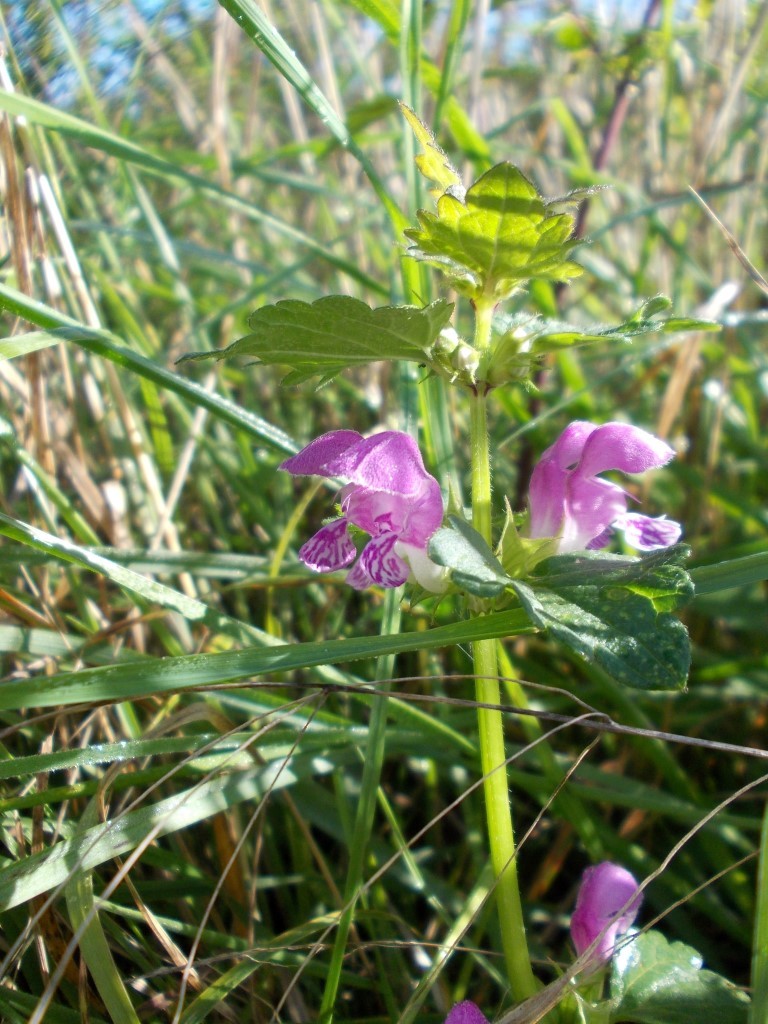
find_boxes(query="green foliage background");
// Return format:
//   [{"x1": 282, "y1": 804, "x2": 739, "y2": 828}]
[{"x1": 0, "y1": 1, "x2": 766, "y2": 1021}]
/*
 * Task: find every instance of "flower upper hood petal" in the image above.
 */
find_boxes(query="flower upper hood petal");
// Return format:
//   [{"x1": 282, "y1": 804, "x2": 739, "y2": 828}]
[
  {"x1": 321, "y1": 431, "x2": 435, "y2": 496},
  {"x1": 444, "y1": 1001, "x2": 490, "y2": 1024},
  {"x1": 279, "y1": 430, "x2": 363, "y2": 476},
  {"x1": 577, "y1": 422, "x2": 675, "y2": 478}
]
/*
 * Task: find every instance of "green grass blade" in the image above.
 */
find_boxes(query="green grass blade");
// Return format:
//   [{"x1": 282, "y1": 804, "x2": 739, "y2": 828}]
[
  {"x1": 0, "y1": 768, "x2": 290, "y2": 911},
  {"x1": 0, "y1": 330, "x2": 61, "y2": 359},
  {"x1": 0, "y1": 90, "x2": 383, "y2": 292},
  {"x1": 64, "y1": 802, "x2": 141, "y2": 1024},
  {"x1": 178, "y1": 959, "x2": 263, "y2": 1024},
  {"x1": 0, "y1": 284, "x2": 298, "y2": 454},
  {"x1": 319, "y1": 588, "x2": 401, "y2": 1021},
  {"x1": 0, "y1": 607, "x2": 532, "y2": 712},
  {"x1": 750, "y1": 804, "x2": 768, "y2": 1024},
  {"x1": 216, "y1": 0, "x2": 407, "y2": 235},
  {"x1": 691, "y1": 552, "x2": 768, "y2": 595},
  {"x1": 0, "y1": 510, "x2": 273, "y2": 647}
]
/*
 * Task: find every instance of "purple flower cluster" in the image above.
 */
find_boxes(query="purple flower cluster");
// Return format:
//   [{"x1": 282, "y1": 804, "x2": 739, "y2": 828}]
[{"x1": 282, "y1": 420, "x2": 681, "y2": 591}]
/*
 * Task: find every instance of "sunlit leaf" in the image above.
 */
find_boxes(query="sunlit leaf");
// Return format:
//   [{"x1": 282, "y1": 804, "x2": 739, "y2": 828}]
[
  {"x1": 404, "y1": 162, "x2": 582, "y2": 301},
  {"x1": 610, "y1": 930, "x2": 750, "y2": 1023},
  {"x1": 486, "y1": 299, "x2": 719, "y2": 385},
  {"x1": 429, "y1": 516, "x2": 511, "y2": 597},
  {"x1": 400, "y1": 103, "x2": 465, "y2": 199}
]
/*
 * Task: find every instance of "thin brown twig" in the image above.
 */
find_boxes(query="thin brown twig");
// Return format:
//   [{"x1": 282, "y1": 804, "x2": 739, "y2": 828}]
[{"x1": 689, "y1": 185, "x2": 768, "y2": 297}]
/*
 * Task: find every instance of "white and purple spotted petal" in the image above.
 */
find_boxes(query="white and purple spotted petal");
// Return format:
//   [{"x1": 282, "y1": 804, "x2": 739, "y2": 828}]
[
  {"x1": 613, "y1": 512, "x2": 682, "y2": 551},
  {"x1": 298, "y1": 518, "x2": 357, "y2": 573},
  {"x1": 353, "y1": 532, "x2": 410, "y2": 589},
  {"x1": 281, "y1": 429, "x2": 445, "y2": 591}
]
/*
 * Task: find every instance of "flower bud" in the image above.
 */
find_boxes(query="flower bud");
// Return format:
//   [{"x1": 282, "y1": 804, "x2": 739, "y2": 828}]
[
  {"x1": 571, "y1": 861, "x2": 642, "y2": 965},
  {"x1": 444, "y1": 1001, "x2": 490, "y2": 1024}
]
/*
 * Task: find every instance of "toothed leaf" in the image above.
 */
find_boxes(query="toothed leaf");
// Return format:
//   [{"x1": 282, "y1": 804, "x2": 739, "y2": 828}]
[
  {"x1": 181, "y1": 296, "x2": 453, "y2": 384},
  {"x1": 400, "y1": 103, "x2": 465, "y2": 199},
  {"x1": 404, "y1": 163, "x2": 582, "y2": 301}
]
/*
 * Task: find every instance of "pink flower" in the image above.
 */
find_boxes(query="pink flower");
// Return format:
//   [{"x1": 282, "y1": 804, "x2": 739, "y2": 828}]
[
  {"x1": 528, "y1": 421, "x2": 682, "y2": 553},
  {"x1": 445, "y1": 1002, "x2": 490, "y2": 1024},
  {"x1": 280, "y1": 430, "x2": 445, "y2": 591},
  {"x1": 571, "y1": 861, "x2": 642, "y2": 965}
]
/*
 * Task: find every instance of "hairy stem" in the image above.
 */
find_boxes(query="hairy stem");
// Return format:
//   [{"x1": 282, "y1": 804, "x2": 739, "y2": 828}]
[{"x1": 470, "y1": 298, "x2": 538, "y2": 1002}]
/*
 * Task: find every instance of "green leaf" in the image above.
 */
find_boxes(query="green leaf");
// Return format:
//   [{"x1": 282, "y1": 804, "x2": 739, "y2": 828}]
[
  {"x1": 404, "y1": 162, "x2": 582, "y2": 301},
  {"x1": 508, "y1": 546, "x2": 693, "y2": 690},
  {"x1": 182, "y1": 296, "x2": 454, "y2": 384},
  {"x1": 609, "y1": 930, "x2": 750, "y2": 1023},
  {"x1": 429, "y1": 515, "x2": 511, "y2": 597},
  {"x1": 400, "y1": 103, "x2": 465, "y2": 199},
  {"x1": 486, "y1": 299, "x2": 719, "y2": 386}
]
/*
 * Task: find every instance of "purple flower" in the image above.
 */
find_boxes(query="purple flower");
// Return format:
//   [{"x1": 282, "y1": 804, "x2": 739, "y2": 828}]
[
  {"x1": 444, "y1": 1001, "x2": 490, "y2": 1024},
  {"x1": 528, "y1": 421, "x2": 682, "y2": 553},
  {"x1": 571, "y1": 861, "x2": 642, "y2": 965},
  {"x1": 280, "y1": 430, "x2": 445, "y2": 591}
]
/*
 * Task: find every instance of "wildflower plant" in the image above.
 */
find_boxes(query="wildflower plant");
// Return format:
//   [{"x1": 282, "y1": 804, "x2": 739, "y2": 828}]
[
  {"x1": 187, "y1": 106, "x2": 744, "y2": 1023},
  {"x1": 1, "y1": 6, "x2": 766, "y2": 1023}
]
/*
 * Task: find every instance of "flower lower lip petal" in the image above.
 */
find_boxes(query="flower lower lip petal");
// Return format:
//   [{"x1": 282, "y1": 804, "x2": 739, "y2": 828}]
[
  {"x1": 359, "y1": 533, "x2": 410, "y2": 588},
  {"x1": 298, "y1": 519, "x2": 357, "y2": 572},
  {"x1": 614, "y1": 512, "x2": 682, "y2": 551}
]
